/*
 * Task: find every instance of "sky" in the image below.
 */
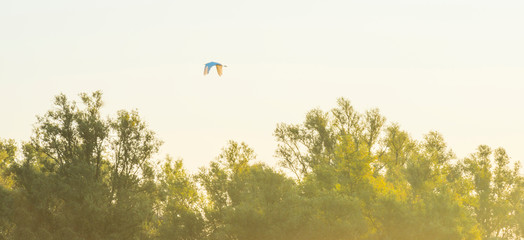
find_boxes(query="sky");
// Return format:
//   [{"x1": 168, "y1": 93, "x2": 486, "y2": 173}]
[{"x1": 1, "y1": 0, "x2": 523, "y2": 173}]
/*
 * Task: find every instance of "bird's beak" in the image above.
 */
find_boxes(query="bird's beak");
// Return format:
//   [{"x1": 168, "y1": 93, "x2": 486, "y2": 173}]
[{"x1": 224, "y1": 65, "x2": 228, "y2": 67}]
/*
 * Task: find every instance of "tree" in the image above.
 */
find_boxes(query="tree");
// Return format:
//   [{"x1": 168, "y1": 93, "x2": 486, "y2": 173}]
[
  {"x1": 155, "y1": 156, "x2": 204, "y2": 240},
  {"x1": 463, "y1": 146, "x2": 523, "y2": 239},
  {"x1": 199, "y1": 141, "x2": 314, "y2": 240},
  {"x1": 106, "y1": 109, "x2": 162, "y2": 239},
  {"x1": 274, "y1": 99, "x2": 487, "y2": 239},
  {"x1": 2, "y1": 93, "x2": 523, "y2": 239},
  {"x1": 7, "y1": 91, "x2": 162, "y2": 239},
  {"x1": 0, "y1": 138, "x2": 17, "y2": 239}
]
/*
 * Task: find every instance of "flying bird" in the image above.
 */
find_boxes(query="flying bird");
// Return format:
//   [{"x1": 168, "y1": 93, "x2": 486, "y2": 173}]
[{"x1": 203, "y1": 62, "x2": 227, "y2": 76}]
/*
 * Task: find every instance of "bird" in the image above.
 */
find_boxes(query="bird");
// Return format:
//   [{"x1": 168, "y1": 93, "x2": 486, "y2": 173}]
[{"x1": 203, "y1": 62, "x2": 227, "y2": 76}]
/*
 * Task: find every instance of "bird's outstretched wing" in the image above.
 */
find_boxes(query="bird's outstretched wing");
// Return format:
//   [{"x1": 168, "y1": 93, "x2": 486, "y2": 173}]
[
  {"x1": 216, "y1": 64, "x2": 223, "y2": 76},
  {"x1": 203, "y1": 65, "x2": 210, "y2": 75}
]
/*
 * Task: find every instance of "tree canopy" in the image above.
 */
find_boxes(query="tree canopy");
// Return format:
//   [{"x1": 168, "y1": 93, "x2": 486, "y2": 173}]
[{"x1": 1, "y1": 92, "x2": 522, "y2": 239}]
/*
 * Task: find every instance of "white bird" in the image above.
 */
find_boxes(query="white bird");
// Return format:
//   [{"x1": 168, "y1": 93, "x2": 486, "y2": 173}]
[{"x1": 203, "y1": 62, "x2": 227, "y2": 76}]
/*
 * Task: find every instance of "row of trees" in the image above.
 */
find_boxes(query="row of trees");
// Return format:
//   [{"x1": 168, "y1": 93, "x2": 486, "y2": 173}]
[{"x1": 1, "y1": 92, "x2": 523, "y2": 239}]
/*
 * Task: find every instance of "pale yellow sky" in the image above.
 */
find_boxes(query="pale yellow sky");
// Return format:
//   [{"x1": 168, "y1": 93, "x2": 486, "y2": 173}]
[{"x1": 1, "y1": 0, "x2": 523, "y2": 172}]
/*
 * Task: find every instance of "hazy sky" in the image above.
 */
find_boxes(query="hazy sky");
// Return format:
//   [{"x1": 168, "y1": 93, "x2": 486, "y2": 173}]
[{"x1": 1, "y1": 0, "x2": 523, "y2": 172}]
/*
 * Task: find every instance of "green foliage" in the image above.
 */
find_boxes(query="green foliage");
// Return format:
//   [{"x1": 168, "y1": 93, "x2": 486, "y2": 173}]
[
  {"x1": 155, "y1": 156, "x2": 204, "y2": 240},
  {"x1": 273, "y1": 98, "x2": 503, "y2": 239},
  {"x1": 462, "y1": 146, "x2": 523, "y2": 239},
  {"x1": 0, "y1": 139, "x2": 16, "y2": 188},
  {"x1": 1, "y1": 93, "x2": 522, "y2": 239},
  {"x1": 0, "y1": 139, "x2": 17, "y2": 239},
  {"x1": 2, "y1": 92, "x2": 162, "y2": 239}
]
